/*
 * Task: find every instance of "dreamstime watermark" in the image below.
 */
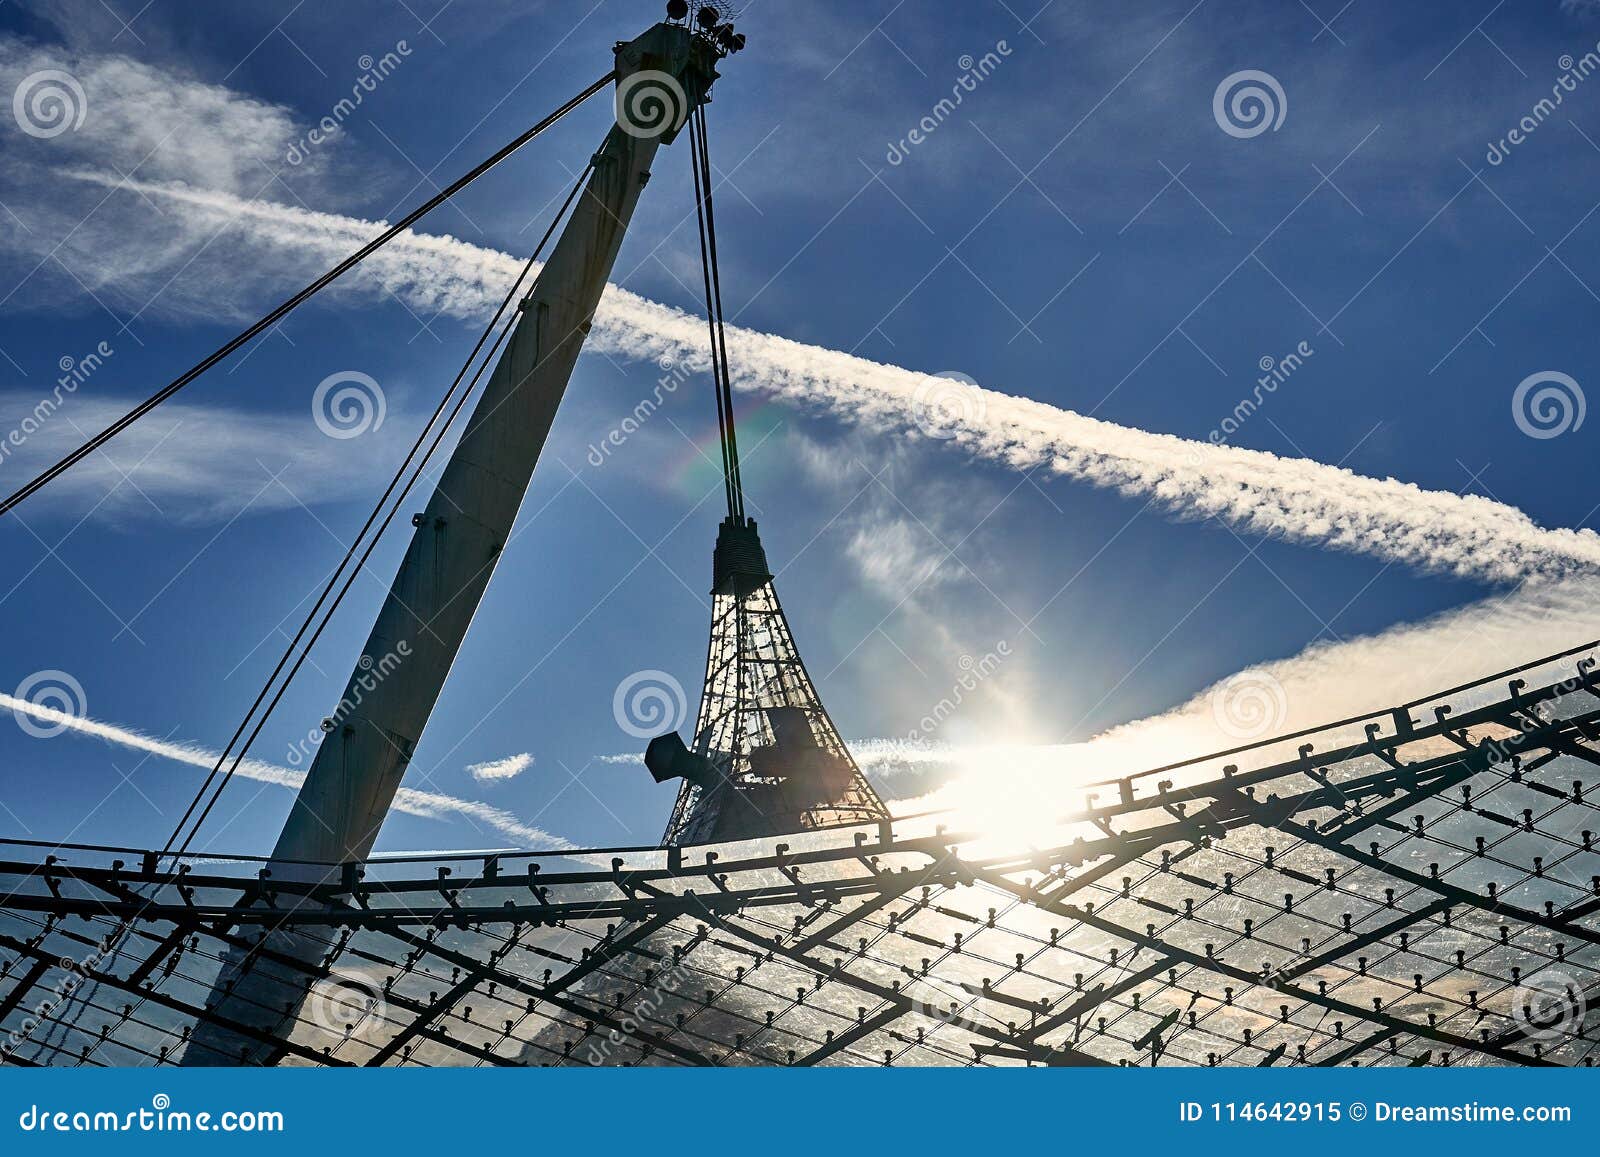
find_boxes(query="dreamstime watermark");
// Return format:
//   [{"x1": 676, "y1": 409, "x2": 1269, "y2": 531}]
[
  {"x1": 587, "y1": 353, "x2": 694, "y2": 467},
  {"x1": 613, "y1": 669, "x2": 688, "y2": 739},
  {"x1": 285, "y1": 41, "x2": 413, "y2": 165},
  {"x1": 1512, "y1": 370, "x2": 1584, "y2": 440},
  {"x1": 1510, "y1": 967, "x2": 1586, "y2": 1044},
  {"x1": 16, "y1": 1095, "x2": 283, "y2": 1133},
  {"x1": 885, "y1": 41, "x2": 1013, "y2": 165},
  {"x1": 1211, "y1": 670, "x2": 1288, "y2": 741},
  {"x1": 1483, "y1": 667, "x2": 1592, "y2": 768},
  {"x1": 285, "y1": 642, "x2": 411, "y2": 766},
  {"x1": 11, "y1": 669, "x2": 87, "y2": 739},
  {"x1": 1198, "y1": 340, "x2": 1314, "y2": 454},
  {"x1": 1212, "y1": 70, "x2": 1286, "y2": 139},
  {"x1": 583, "y1": 958, "x2": 692, "y2": 1064},
  {"x1": 905, "y1": 641, "x2": 1012, "y2": 741},
  {"x1": 915, "y1": 985, "x2": 989, "y2": 1034},
  {"x1": 0, "y1": 340, "x2": 113, "y2": 468},
  {"x1": 1486, "y1": 44, "x2": 1600, "y2": 165},
  {"x1": 312, "y1": 370, "x2": 386, "y2": 439},
  {"x1": 305, "y1": 968, "x2": 388, "y2": 1039},
  {"x1": 911, "y1": 370, "x2": 986, "y2": 439},
  {"x1": 12, "y1": 68, "x2": 87, "y2": 139},
  {"x1": 1, "y1": 936, "x2": 114, "y2": 1063},
  {"x1": 615, "y1": 69, "x2": 688, "y2": 140}
]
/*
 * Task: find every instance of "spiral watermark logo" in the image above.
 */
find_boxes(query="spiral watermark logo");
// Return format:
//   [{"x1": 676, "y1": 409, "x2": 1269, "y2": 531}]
[
  {"x1": 13, "y1": 69, "x2": 87, "y2": 139},
  {"x1": 915, "y1": 988, "x2": 986, "y2": 1033},
  {"x1": 911, "y1": 371, "x2": 986, "y2": 439},
  {"x1": 1511, "y1": 968, "x2": 1585, "y2": 1044},
  {"x1": 11, "y1": 670, "x2": 87, "y2": 739},
  {"x1": 306, "y1": 969, "x2": 387, "y2": 1038},
  {"x1": 615, "y1": 70, "x2": 688, "y2": 140},
  {"x1": 612, "y1": 669, "x2": 687, "y2": 739},
  {"x1": 312, "y1": 370, "x2": 386, "y2": 439},
  {"x1": 1212, "y1": 70, "x2": 1286, "y2": 139},
  {"x1": 1512, "y1": 370, "x2": 1585, "y2": 440},
  {"x1": 1210, "y1": 670, "x2": 1288, "y2": 740}
]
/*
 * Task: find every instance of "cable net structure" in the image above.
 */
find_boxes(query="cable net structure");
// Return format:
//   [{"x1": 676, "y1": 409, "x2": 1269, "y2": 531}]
[
  {"x1": 5, "y1": 642, "x2": 1600, "y2": 1068},
  {"x1": 2, "y1": 4, "x2": 1596, "y2": 1072}
]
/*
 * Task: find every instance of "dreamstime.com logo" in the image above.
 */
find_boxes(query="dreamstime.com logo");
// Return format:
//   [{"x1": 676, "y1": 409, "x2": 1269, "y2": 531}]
[
  {"x1": 585, "y1": 959, "x2": 691, "y2": 1065},
  {"x1": 615, "y1": 70, "x2": 688, "y2": 139},
  {"x1": 2, "y1": 937, "x2": 114, "y2": 1063},
  {"x1": 905, "y1": 641, "x2": 1012, "y2": 741},
  {"x1": 285, "y1": 40, "x2": 413, "y2": 166},
  {"x1": 612, "y1": 669, "x2": 688, "y2": 739},
  {"x1": 1512, "y1": 370, "x2": 1585, "y2": 440},
  {"x1": 12, "y1": 68, "x2": 87, "y2": 138},
  {"x1": 306, "y1": 969, "x2": 387, "y2": 1039},
  {"x1": 285, "y1": 641, "x2": 411, "y2": 767},
  {"x1": 11, "y1": 669, "x2": 87, "y2": 738},
  {"x1": 16, "y1": 1094, "x2": 283, "y2": 1134},
  {"x1": 1511, "y1": 968, "x2": 1587, "y2": 1044},
  {"x1": 0, "y1": 339, "x2": 113, "y2": 470},
  {"x1": 911, "y1": 371, "x2": 986, "y2": 439},
  {"x1": 1213, "y1": 69, "x2": 1286, "y2": 139},
  {"x1": 1210, "y1": 670, "x2": 1288, "y2": 741},
  {"x1": 312, "y1": 370, "x2": 386, "y2": 439},
  {"x1": 884, "y1": 41, "x2": 1012, "y2": 165},
  {"x1": 587, "y1": 352, "x2": 694, "y2": 467}
]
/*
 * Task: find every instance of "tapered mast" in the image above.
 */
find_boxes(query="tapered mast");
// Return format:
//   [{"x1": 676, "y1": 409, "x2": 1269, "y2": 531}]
[
  {"x1": 273, "y1": 23, "x2": 718, "y2": 868},
  {"x1": 183, "y1": 15, "x2": 725, "y2": 1065}
]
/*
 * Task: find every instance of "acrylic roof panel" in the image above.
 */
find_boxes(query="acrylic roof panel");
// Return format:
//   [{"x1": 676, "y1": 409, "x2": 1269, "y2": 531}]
[{"x1": 4, "y1": 647, "x2": 1599, "y2": 1067}]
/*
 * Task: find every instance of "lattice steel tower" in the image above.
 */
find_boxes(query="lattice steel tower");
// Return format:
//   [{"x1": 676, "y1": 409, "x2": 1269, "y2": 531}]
[
  {"x1": 653, "y1": 515, "x2": 888, "y2": 843},
  {"x1": 645, "y1": 89, "x2": 887, "y2": 844}
]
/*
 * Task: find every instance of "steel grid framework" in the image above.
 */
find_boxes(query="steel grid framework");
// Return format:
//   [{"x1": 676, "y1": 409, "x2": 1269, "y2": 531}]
[{"x1": 5, "y1": 645, "x2": 1600, "y2": 1067}]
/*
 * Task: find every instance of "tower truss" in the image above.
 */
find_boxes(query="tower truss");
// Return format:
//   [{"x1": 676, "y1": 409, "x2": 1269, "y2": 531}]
[{"x1": 660, "y1": 518, "x2": 889, "y2": 844}]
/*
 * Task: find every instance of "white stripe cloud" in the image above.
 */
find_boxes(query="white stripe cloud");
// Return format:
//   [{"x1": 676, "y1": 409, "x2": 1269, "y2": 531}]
[
  {"x1": 1, "y1": 38, "x2": 1591, "y2": 582},
  {"x1": 0, "y1": 693, "x2": 570, "y2": 849},
  {"x1": 53, "y1": 171, "x2": 1600, "y2": 587}
]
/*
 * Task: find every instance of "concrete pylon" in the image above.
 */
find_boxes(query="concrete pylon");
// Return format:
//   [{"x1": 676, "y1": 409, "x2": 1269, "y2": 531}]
[{"x1": 182, "y1": 21, "x2": 721, "y2": 1066}]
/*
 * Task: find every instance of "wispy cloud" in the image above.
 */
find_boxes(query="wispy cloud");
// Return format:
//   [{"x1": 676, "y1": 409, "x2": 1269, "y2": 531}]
[
  {"x1": 26, "y1": 168, "x2": 1600, "y2": 585},
  {"x1": 1, "y1": 40, "x2": 1595, "y2": 580},
  {"x1": 857, "y1": 574, "x2": 1600, "y2": 820},
  {"x1": 0, "y1": 693, "x2": 570, "y2": 849},
  {"x1": 467, "y1": 752, "x2": 533, "y2": 782},
  {"x1": 0, "y1": 44, "x2": 1593, "y2": 588},
  {"x1": 0, "y1": 389, "x2": 414, "y2": 522}
]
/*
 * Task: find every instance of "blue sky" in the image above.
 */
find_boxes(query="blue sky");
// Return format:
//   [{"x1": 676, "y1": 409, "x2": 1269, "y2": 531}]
[{"x1": 1, "y1": 0, "x2": 1599, "y2": 857}]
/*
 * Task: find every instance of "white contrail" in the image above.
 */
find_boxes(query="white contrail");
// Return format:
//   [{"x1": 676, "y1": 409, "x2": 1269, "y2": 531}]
[
  {"x1": 0, "y1": 693, "x2": 570, "y2": 849},
  {"x1": 62, "y1": 172, "x2": 1600, "y2": 586}
]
